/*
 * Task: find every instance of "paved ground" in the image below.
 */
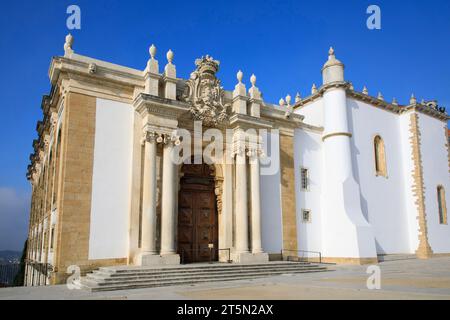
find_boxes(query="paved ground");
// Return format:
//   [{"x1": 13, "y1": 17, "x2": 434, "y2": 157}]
[{"x1": 1, "y1": 257, "x2": 450, "y2": 300}]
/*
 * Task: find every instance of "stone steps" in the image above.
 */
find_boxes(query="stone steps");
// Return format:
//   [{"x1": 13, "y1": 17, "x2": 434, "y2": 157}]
[
  {"x1": 377, "y1": 254, "x2": 417, "y2": 262},
  {"x1": 78, "y1": 262, "x2": 329, "y2": 292}
]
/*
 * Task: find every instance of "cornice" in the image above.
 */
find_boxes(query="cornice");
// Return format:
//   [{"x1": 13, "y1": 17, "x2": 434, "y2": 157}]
[
  {"x1": 228, "y1": 113, "x2": 273, "y2": 130},
  {"x1": 260, "y1": 104, "x2": 304, "y2": 128},
  {"x1": 293, "y1": 81, "x2": 448, "y2": 122},
  {"x1": 49, "y1": 56, "x2": 144, "y2": 89},
  {"x1": 134, "y1": 93, "x2": 190, "y2": 118}
]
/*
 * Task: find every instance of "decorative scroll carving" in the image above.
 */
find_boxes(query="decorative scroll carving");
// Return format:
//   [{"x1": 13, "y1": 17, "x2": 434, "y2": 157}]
[{"x1": 182, "y1": 55, "x2": 230, "y2": 127}]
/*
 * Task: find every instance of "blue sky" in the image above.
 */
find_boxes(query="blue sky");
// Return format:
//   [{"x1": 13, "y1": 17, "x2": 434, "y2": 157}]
[{"x1": 0, "y1": 0, "x2": 449, "y2": 251}]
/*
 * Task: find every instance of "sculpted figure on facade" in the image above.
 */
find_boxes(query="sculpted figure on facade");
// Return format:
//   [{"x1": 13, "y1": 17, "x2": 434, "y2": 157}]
[{"x1": 182, "y1": 55, "x2": 230, "y2": 127}]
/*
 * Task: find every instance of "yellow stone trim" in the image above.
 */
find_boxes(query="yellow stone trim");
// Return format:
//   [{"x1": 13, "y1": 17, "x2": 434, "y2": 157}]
[
  {"x1": 409, "y1": 113, "x2": 433, "y2": 259},
  {"x1": 279, "y1": 134, "x2": 298, "y2": 253},
  {"x1": 321, "y1": 257, "x2": 379, "y2": 265},
  {"x1": 322, "y1": 132, "x2": 352, "y2": 142},
  {"x1": 52, "y1": 92, "x2": 97, "y2": 284}
]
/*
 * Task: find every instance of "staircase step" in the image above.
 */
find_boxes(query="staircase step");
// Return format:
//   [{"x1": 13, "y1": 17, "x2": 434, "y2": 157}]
[
  {"x1": 87, "y1": 267, "x2": 327, "y2": 283},
  {"x1": 79, "y1": 262, "x2": 329, "y2": 292},
  {"x1": 91, "y1": 264, "x2": 320, "y2": 278},
  {"x1": 84, "y1": 269, "x2": 328, "y2": 292},
  {"x1": 98, "y1": 262, "x2": 312, "y2": 274}
]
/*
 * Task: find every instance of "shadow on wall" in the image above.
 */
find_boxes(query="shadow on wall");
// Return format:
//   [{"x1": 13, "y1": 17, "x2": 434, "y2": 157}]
[
  {"x1": 346, "y1": 100, "x2": 370, "y2": 223},
  {"x1": 295, "y1": 129, "x2": 322, "y2": 256}
]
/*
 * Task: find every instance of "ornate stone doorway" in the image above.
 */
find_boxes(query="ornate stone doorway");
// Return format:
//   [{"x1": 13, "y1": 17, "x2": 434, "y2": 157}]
[{"x1": 178, "y1": 163, "x2": 218, "y2": 263}]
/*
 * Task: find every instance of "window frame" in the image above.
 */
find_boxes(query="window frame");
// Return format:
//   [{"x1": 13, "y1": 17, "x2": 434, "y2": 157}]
[
  {"x1": 437, "y1": 185, "x2": 448, "y2": 225},
  {"x1": 373, "y1": 135, "x2": 388, "y2": 178},
  {"x1": 302, "y1": 209, "x2": 312, "y2": 223},
  {"x1": 300, "y1": 167, "x2": 310, "y2": 191}
]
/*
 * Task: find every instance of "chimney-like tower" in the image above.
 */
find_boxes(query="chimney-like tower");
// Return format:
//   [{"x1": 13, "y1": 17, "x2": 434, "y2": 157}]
[{"x1": 320, "y1": 47, "x2": 377, "y2": 264}]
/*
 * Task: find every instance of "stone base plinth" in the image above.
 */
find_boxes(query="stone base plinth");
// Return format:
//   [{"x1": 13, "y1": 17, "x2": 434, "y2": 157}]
[
  {"x1": 233, "y1": 252, "x2": 269, "y2": 263},
  {"x1": 137, "y1": 253, "x2": 180, "y2": 266}
]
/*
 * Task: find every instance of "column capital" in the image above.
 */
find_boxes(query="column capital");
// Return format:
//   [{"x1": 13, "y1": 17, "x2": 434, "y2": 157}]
[
  {"x1": 141, "y1": 130, "x2": 158, "y2": 145},
  {"x1": 246, "y1": 147, "x2": 264, "y2": 161}
]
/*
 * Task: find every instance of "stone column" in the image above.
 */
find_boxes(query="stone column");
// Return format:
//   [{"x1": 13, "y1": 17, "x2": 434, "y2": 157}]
[
  {"x1": 140, "y1": 131, "x2": 157, "y2": 255},
  {"x1": 235, "y1": 147, "x2": 249, "y2": 254},
  {"x1": 249, "y1": 149, "x2": 263, "y2": 254},
  {"x1": 160, "y1": 136, "x2": 176, "y2": 256}
]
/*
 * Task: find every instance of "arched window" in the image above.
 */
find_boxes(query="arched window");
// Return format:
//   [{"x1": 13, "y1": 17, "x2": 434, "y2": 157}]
[
  {"x1": 374, "y1": 135, "x2": 387, "y2": 177},
  {"x1": 437, "y1": 186, "x2": 447, "y2": 225}
]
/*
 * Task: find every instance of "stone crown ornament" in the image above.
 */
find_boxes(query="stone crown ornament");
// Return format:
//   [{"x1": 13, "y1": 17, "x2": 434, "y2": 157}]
[{"x1": 182, "y1": 55, "x2": 230, "y2": 127}]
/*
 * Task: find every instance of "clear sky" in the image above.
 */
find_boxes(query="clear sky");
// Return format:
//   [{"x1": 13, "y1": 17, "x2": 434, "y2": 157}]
[{"x1": 0, "y1": 0, "x2": 449, "y2": 251}]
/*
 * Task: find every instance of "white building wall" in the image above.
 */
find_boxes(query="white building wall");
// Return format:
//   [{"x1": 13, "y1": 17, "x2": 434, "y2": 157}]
[
  {"x1": 418, "y1": 114, "x2": 450, "y2": 253},
  {"x1": 347, "y1": 99, "x2": 411, "y2": 254},
  {"x1": 399, "y1": 112, "x2": 420, "y2": 253},
  {"x1": 295, "y1": 100, "x2": 324, "y2": 127},
  {"x1": 294, "y1": 128, "x2": 323, "y2": 256},
  {"x1": 260, "y1": 130, "x2": 283, "y2": 254},
  {"x1": 88, "y1": 98, "x2": 134, "y2": 260}
]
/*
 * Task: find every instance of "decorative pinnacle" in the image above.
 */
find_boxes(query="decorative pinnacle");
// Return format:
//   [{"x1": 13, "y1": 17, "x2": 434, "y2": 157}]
[
  {"x1": 65, "y1": 33, "x2": 73, "y2": 46},
  {"x1": 149, "y1": 44, "x2": 156, "y2": 59},
  {"x1": 279, "y1": 98, "x2": 286, "y2": 106},
  {"x1": 410, "y1": 93, "x2": 417, "y2": 105},
  {"x1": 329, "y1": 47, "x2": 335, "y2": 57},
  {"x1": 250, "y1": 74, "x2": 256, "y2": 87},
  {"x1": 362, "y1": 86, "x2": 369, "y2": 95},
  {"x1": 286, "y1": 94, "x2": 292, "y2": 105},
  {"x1": 392, "y1": 97, "x2": 398, "y2": 105},
  {"x1": 311, "y1": 83, "x2": 318, "y2": 94},
  {"x1": 295, "y1": 92, "x2": 301, "y2": 103},
  {"x1": 166, "y1": 49, "x2": 174, "y2": 63},
  {"x1": 237, "y1": 70, "x2": 243, "y2": 83},
  {"x1": 377, "y1": 92, "x2": 384, "y2": 101},
  {"x1": 349, "y1": 82, "x2": 354, "y2": 90}
]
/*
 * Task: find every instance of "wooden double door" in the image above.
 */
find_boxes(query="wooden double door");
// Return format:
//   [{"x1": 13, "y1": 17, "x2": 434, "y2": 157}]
[{"x1": 178, "y1": 163, "x2": 218, "y2": 263}]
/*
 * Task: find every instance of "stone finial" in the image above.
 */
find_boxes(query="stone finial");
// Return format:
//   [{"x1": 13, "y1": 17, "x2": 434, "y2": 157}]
[
  {"x1": 149, "y1": 44, "x2": 156, "y2": 59},
  {"x1": 250, "y1": 74, "x2": 256, "y2": 87},
  {"x1": 233, "y1": 70, "x2": 247, "y2": 101},
  {"x1": 329, "y1": 46, "x2": 335, "y2": 57},
  {"x1": 147, "y1": 44, "x2": 159, "y2": 74},
  {"x1": 410, "y1": 93, "x2": 417, "y2": 105},
  {"x1": 377, "y1": 92, "x2": 384, "y2": 101},
  {"x1": 166, "y1": 49, "x2": 174, "y2": 63},
  {"x1": 248, "y1": 74, "x2": 261, "y2": 100},
  {"x1": 279, "y1": 98, "x2": 286, "y2": 106},
  {"x1": 362, "y1": 86, "x2": 369, "y2": 95},
  {"x1": 311, "y1": 84, "x2": 318, "y2": 94},
  {"x1": 295, "y1": 92, "x2": 301, "y2": 103},
  {"x1": 349, "y1": 82, "x2": 354, "y2": 90},
  {"x1": 64, "y1": 33, "x2": 74, "y2": 56},
  {"x1": 392, "y1": 98, "x2": 398, "y2": 105},
  {"x1": 286, "y1": 94, "x2": 292, "y2": 106},
  {"x1": 237, "y1": 70, "x2": 243, "y2": 83}
]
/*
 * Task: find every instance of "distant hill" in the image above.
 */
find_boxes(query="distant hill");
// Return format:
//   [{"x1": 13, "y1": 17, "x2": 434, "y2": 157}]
[{"x1": 0, "y1": 250, "x2": 22, "y2": 264}]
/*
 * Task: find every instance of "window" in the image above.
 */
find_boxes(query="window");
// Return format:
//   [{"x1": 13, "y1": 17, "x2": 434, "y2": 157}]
[
  {"x1": 437, "y1": 186, "x2": 447, "y2": 225},
  {"x1": 302, "y1": 209, "x2": 311, "y2": 223},
  {"x1": 50, "y1": 226, "x2": 55, "y2": 250},
  {"x1": 300, "y1": 167, "x2": 309, "y2": 190},
  {"x1": 374, "y1": 135, "x2": 387, "y2": 177}
]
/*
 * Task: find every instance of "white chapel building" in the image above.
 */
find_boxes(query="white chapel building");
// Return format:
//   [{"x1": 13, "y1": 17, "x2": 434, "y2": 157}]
[{"x1": 25, "y1": 35, "x2": 450, "y2": 285}]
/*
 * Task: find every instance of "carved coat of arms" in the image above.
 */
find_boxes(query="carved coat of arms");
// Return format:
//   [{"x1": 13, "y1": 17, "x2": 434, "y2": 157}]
[{"x1": 182, "y1": 55, "x2": 230, "y2": 126}]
